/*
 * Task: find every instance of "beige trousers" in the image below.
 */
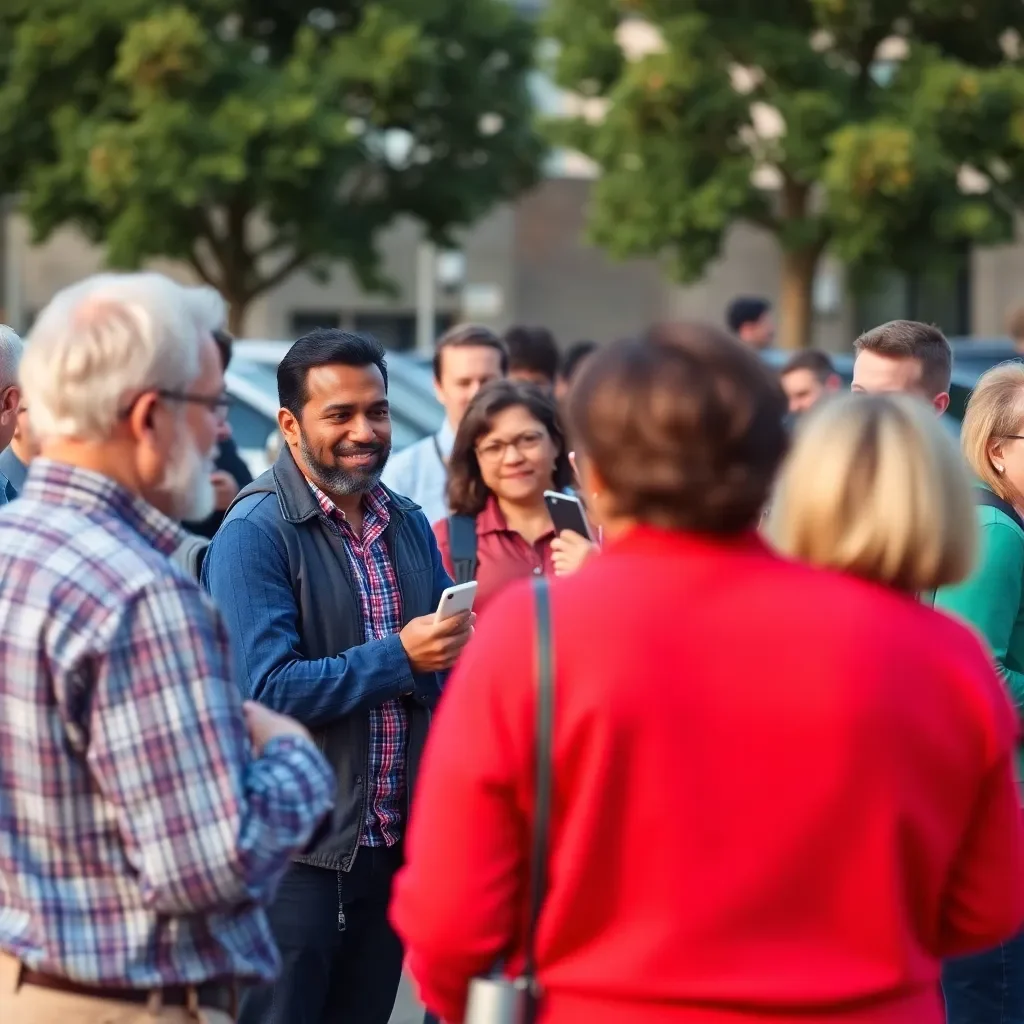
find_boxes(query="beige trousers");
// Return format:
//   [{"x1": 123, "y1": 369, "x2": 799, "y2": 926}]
[{"x1": 0, "y1": 954, "x2": 233, "y2": 1023}]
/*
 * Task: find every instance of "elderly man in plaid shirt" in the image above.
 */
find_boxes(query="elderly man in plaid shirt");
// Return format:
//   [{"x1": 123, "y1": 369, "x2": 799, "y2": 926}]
[{"x1": 0, "y1": 273, "x2": 336, "y2": 1024}]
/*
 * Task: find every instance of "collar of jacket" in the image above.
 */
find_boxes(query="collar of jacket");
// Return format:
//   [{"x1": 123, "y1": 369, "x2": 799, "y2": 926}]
[{"x1": 229, "y1": 444, "x2": 421, "y2": 525}]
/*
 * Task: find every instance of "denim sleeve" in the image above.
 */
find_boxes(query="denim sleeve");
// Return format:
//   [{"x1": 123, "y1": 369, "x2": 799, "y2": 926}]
[{"x1": 202, "y1": 517, "x2": 415, "y2": 728}]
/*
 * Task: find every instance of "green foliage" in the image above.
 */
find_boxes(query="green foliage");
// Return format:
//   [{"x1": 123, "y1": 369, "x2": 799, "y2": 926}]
[
  {"x1": 546, "y1": 0, "x2": 1024, "y2": 346},
  {"x1": 0, "y1": 0, "x2": 544, "y2": 327}
]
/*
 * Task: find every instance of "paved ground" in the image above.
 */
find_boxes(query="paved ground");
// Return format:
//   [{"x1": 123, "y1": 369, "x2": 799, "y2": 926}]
[{"x1": 388, "y1": 973, "x2": 423, "y2": 1024}]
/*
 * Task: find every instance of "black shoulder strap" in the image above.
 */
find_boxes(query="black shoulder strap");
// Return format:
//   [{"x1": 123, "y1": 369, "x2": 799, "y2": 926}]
[
  {"x1": 522, "y1": 576, "x2": 553, "y2": 1008},
  {"x1": 975, "y1": 488, "x2": 1024, "y2": 531},
  {"x1": 447, "y1": 514, "x2": 478, "y2": 584}
]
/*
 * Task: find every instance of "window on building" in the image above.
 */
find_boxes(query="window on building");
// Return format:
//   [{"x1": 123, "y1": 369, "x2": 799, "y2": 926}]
[
  {"x1": 289, "y1": 310, "x2": 341, "y2": 336},
  {"x1": 854, "y1": 253, "x2": 971, "y2": 339},
  {"x1": 353, "y1": 313, "x2": 455, "y2": 351}
]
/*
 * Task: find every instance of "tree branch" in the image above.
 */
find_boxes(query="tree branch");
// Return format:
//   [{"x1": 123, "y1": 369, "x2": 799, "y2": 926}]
[
  {"x1": 185, "y1": 247, "x2": 220, "y2": 288},
  {"x1": 248, "y1": 248, "x2": 309, "y2": 301}
]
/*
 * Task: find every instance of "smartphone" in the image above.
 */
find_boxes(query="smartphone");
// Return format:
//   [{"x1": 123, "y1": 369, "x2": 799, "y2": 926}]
[
  {"x1": 544, "y1": 490, "x2": 593, "y2": 540},
  {"x1": 434, "y1": 581, "x2": 478, "y2": 623}
]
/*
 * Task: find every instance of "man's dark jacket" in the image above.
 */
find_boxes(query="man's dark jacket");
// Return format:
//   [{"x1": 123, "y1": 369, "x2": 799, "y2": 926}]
[
  {"x1": 202, "y1": 445, "x2": 452, "y2": 872},
  {"x1": 183, "y1": 435, "x2": 255, "y2": 539}
]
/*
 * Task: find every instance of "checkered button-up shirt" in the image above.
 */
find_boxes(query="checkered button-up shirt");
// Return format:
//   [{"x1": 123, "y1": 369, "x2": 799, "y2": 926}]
[
  {"x1": 0, "y1": 460, "x2": 336, "y2": 987},
  {"x1": 309, "y1": 480, "x2": 408, "y2": 847}
]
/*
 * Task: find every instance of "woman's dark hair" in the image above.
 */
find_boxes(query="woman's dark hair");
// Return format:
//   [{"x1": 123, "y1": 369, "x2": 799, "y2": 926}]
[
  {"x1": 568, "y1": 322, "x2": 787, "y2": 534},
  {"x1": 278, "y1": 328, "x2": 388, "y2": 416},
  {"x1": 447, "y1": 380, "x2": 573, "y2": 517}
]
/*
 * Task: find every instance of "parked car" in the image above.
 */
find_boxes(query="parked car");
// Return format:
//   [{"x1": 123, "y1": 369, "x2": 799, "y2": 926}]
[
  {"x1": 948, "y1": 336, "x2": 1020, "y2": 379},
  {"x1": 225, "y1": 341, "x2": 444, "y2": 475}
]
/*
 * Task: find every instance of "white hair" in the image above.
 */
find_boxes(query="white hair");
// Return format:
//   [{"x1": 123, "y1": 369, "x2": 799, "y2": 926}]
[
  {"x1": 20, "y1": 273, "x2": 226, "y2": 442},
  {"x1": 0, "y1": 324, "x2": 24, "y2": 390}
]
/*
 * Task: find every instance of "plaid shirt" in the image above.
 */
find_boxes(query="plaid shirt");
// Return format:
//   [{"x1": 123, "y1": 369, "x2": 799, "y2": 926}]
[
  {"x1": 0, "y1": 460, "x2": 335, "y2": 987},
  {"x1": 309, "y1": 480, "x2": 408, "y2": 847}
]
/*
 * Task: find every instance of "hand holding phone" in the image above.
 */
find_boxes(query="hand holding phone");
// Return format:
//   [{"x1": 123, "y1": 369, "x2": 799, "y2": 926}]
[
  {"x1": 434, "y1": 581, "x2": 478, "y2": 623},
  {"x1": 400, "y1": 605, "x2": 476, "y2": 673},
  {"x1": 544, "y1": 490, "x2": 593, "y2": 541}
]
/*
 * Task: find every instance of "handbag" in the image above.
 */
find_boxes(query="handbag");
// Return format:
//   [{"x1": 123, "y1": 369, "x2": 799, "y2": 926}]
[{"x1": 463, "y1": 577, "x2": 554, "y2": 1024}]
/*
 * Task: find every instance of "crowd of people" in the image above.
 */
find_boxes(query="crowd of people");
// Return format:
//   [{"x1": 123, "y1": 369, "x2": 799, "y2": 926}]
[{"x1": 0, "y1": 272, "x2": 1023, "y2": 1024}]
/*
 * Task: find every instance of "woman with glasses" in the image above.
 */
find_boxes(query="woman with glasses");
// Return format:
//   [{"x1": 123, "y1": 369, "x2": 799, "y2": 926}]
[{"x1": 433, "y1": 380, "x2": 590, "y2": 614}]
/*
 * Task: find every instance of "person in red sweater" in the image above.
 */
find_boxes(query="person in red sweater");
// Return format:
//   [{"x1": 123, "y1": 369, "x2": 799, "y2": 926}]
[{"x1": 391, "y1": 323, "x2": 1024, "y2": 1024}]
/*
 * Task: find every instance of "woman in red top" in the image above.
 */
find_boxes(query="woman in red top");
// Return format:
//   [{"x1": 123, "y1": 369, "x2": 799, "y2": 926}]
[
  {"x1": 433, "y1": 380, "x2": 591, "y2": 612},
  {"x1": 392, "y1": 323, "x2": 1024, "y2": 1024}
]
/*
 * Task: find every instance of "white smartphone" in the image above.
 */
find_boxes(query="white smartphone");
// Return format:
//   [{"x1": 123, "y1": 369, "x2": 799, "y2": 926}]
[
  {"x1": 544, "y1": 490, "x2": 593, "y2": 541},
  {"x1": 434, "y1": 581, "x2": 478, "y2": 623}
]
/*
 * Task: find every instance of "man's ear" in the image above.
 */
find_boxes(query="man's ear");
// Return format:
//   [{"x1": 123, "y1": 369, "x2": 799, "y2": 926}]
[
  {"x1": 125, "y1": 391, "x2": 160, "y2": 445},
  {"x1": 0, "y1": 385, "x2": 20, "y2": 423},
  {"x1": 933, "y1": 391, "x2": 951, "y2": 415},
  {"x1": 278, "y1": 406, "x2": 301, "y2": 447},
  {"x1": 826, "y1": 374, "x2": 841, "y2": 393}
]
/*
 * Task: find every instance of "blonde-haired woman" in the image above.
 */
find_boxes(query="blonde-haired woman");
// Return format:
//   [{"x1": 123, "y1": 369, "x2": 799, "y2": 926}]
[
  {"x1": 769, "y1": 392, "x2": 976, "y2": 591},
  {"x1": 932, "y1": 362, "x2": 1024, "y2": 1024},
  {"x1": 769, "y1": 391, "x2": 1024, "y2": 1024}
]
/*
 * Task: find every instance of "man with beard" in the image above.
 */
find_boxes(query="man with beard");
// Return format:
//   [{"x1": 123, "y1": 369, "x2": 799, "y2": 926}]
[
  {"x1": 202, "y1": 328, "x2": 471, "y2": 1024},
  {"x1": 0, "y1": 273, "x2": 335, "y2": 1023}
]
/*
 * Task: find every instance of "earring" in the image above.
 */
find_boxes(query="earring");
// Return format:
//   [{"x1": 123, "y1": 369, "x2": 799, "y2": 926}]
[{"x1": 996, "y1": 465, "x2": 1006, "y2": 474}]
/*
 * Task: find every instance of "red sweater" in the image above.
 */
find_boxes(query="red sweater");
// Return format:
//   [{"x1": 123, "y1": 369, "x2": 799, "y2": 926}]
[{"x1": 392, "y1": 526, "x2": 1024, "y2": 1024}]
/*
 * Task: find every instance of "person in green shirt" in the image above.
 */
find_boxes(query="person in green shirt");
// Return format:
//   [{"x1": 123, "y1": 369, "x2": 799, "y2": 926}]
[{"x1": 933, "y1": 360, "x2": 1024, "y2": 1024}]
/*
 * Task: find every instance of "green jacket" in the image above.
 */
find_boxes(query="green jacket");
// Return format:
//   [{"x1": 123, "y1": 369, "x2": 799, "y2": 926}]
[{"x1": 933, "y1": 496, "x2": 1024, "y2": 783}]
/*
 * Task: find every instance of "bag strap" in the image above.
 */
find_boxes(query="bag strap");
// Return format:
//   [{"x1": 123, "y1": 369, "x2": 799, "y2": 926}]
[
  {"x1": 522, "y1": 577, "x2": 553, "y2": 997},
  {"x1": 975, "y1": 487, "x2": 1024, "y2": 531},
  {"x1": 447, "y1": 514, "x2": 478, "y2": 585}
]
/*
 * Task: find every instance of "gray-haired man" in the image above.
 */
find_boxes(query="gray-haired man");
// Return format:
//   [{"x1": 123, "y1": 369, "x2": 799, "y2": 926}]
[{"x1": 0, "y1": 325, "x2": 24, "y2": 502}]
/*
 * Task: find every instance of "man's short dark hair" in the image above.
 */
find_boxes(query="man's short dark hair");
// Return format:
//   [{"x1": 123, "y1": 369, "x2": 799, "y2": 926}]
[
  {"x1": 726, "y1": 297, "x2": 772, "y2": 334},
  {"x1": 503, "y1": 325, "x2": 560, "y2": 383},
  {"x1": 212, "y1": 327, "x2": 233, "y2": 372},
  {"x1": 568, "y1": 322, "x2": 787, "y2": 534},
  {"x1": 278, "y1": 328, "x2": 388, "y2": 416},
  {"x1": 432, "y1": 323, "x2": 508, "y2": 382},
  {"x1": 780, "y1": 349, "x2": 836, "y2": 384},
  {"x1": 854, "y1": 320, "x2": 952, "y2": 397},
  {"x1": 560, "y1": 340, "x2": 598, "y2": 383}
]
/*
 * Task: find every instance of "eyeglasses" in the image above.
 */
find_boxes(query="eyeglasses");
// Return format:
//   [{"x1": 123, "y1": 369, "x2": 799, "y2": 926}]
[
  {"x1": 1001, "y1": 435, "x2": 1024, "y2": 442},
  {"x1": 475, "y1": 429, "x2": 547, "y2": 463},
  {"x1": 157, "y1": 390, "x2": 232, "y2": 416}
]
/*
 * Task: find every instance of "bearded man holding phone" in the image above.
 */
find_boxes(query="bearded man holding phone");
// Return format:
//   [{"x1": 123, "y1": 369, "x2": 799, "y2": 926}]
[{"x1": 203, "y1": 328, "x2": 471, "y2": 1024}]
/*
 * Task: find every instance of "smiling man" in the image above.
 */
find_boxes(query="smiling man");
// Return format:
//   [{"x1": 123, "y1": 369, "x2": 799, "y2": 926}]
[{"x1": 202, "y1": 329, "x2": 472, "y2": 1024}]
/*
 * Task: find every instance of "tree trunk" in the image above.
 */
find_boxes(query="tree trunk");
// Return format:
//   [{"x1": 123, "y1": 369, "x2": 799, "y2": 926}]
[
  {"x1": 226, "y1": 296, "x2": 247, "y2": 337},
  {"x1": 778, "y1": 246, "x2": 819, "y2": 351}
]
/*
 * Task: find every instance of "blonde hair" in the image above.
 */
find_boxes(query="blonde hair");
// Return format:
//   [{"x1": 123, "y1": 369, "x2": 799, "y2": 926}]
[
  {"x1": 961, "y1": 361, "x2": 1024, "y2": 504},
  {"x1": 768, "y1": 393, "x2": 975, "y2": 592}
]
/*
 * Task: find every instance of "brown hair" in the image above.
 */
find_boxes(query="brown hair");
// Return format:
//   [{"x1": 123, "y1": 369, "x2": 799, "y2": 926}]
[
  {"x1": 961, "y1": 361, "x2": 1024, "y2": 504},
  {"x1": 853, "y1": 320, "x2": 952, "y2": 398},
  {"x1": 568, "y1": 323, "x2": 788, "y2": 534},
  {"x1": 781, "y1": 349, "x2": 835, "y2": 383},
  {"x1": 447, "y1": 380, "x2": 572, "y2": 517},
  {"x1": 432, "y1": 323, "x2": 508, "y2": 382}
]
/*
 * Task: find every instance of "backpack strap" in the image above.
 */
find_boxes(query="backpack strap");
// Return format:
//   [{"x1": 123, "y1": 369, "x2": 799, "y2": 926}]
[
  {"x1": 447, "y1": 515, "x2": 478, "y2": 585},
  {"x1": 975, "y1": 488, "x2": 1024, "y2": 531}
]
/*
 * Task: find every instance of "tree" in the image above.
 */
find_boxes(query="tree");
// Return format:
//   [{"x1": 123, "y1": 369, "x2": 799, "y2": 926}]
[
  {"x1": 0, "y1": 0, "x2": 544, "y2": 332},
  {"x1": 545, "y1": 0, "x2": 1024, "y2": 348}
]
